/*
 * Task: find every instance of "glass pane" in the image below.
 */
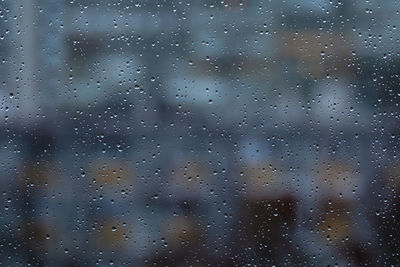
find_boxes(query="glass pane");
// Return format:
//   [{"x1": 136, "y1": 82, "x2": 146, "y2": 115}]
[{"x1": 1, "y1": 0, "x2": 398, "y2": 265}]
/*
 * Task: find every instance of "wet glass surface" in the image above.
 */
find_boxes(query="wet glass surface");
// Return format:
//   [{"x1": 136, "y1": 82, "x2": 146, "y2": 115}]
[{"x1": 1, "y1": 1, "x2": 400, "y2": 266}]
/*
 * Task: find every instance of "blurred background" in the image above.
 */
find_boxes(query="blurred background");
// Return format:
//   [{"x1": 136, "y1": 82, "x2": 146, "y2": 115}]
[{"x1": 1, "y1": 0, "x2": 400, "y2": 266}]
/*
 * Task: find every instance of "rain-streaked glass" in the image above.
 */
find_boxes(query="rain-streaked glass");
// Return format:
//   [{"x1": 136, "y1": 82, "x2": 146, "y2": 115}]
[{"x1": 0, "y1": 1, "x2": 399, "y2": 266}]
